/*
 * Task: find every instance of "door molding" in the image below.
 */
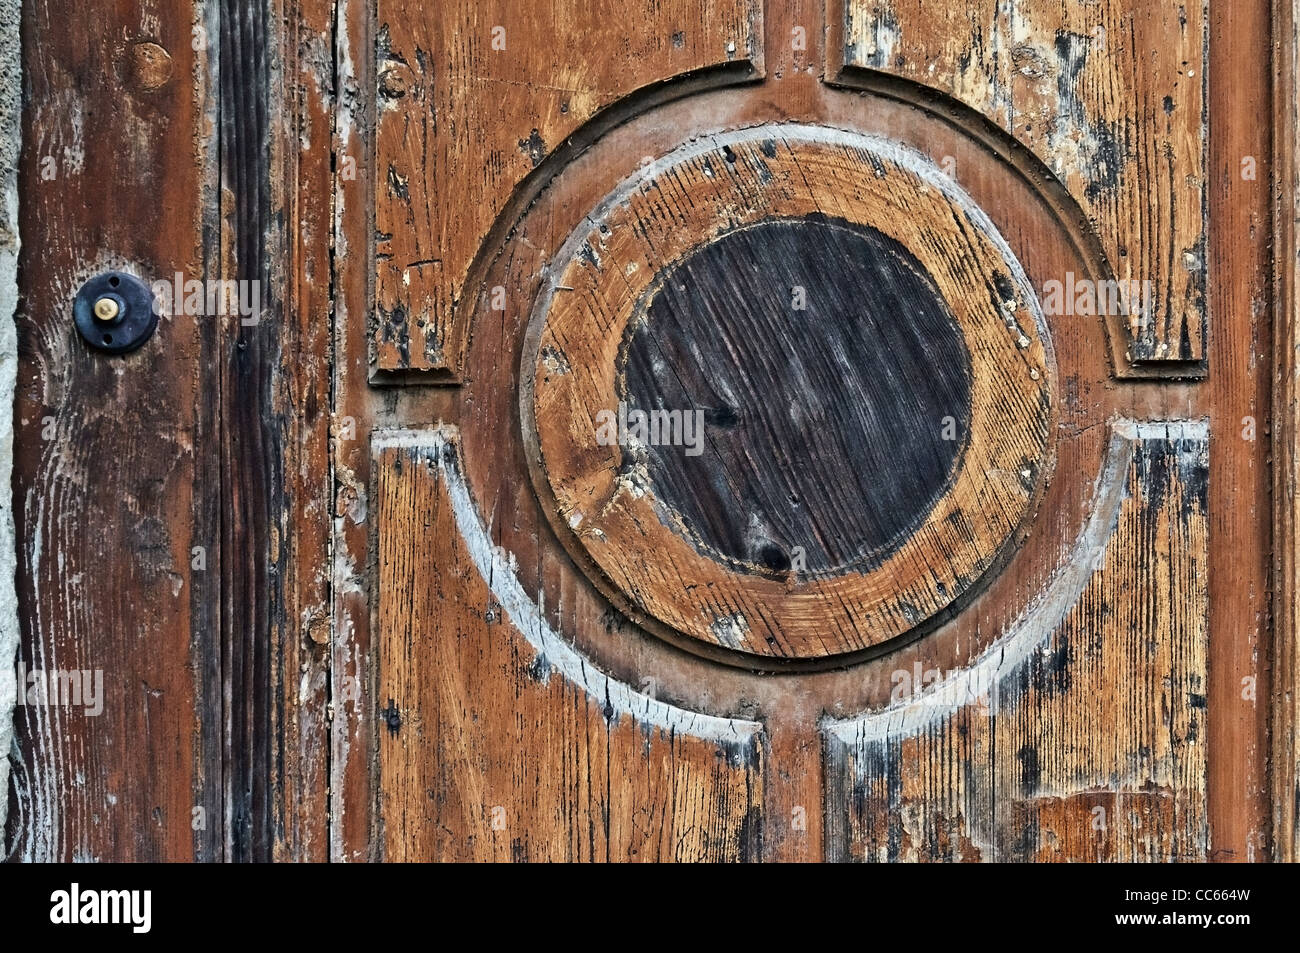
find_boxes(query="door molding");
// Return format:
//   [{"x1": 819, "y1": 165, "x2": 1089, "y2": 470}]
[{"x1": 1273, "y1": 0, "x2": 1300, "y2": 865}]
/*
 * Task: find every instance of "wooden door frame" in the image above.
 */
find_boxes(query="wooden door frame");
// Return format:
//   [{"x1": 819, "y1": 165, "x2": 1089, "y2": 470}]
[{"x1": 1272, "y1": 0, "x2": 1300, "y2": 865}]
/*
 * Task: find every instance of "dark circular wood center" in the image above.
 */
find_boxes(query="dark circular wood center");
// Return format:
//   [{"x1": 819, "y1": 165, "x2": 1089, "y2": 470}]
[{"x1": 620, "y1": 215, "x2": 972, "y2": 576}]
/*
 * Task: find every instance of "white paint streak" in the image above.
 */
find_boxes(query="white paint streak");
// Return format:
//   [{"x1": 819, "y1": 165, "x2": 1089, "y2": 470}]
[
  {"x1": 329, "y1": 0, "x2": 358, "y2": 864},
  {"x1": 372, "y1": 427, "x2": 763, "y2": 745}
]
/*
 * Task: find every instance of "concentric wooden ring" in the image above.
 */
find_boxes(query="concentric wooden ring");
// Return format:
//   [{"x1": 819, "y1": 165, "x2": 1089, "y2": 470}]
[{"x1": 521, "y1": 125, "x2": 1055, "y2": 661}]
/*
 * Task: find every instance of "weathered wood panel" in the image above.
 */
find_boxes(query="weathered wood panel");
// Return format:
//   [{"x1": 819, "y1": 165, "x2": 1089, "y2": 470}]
[
  {"x1": 0, "y1": 0, "x2": 19, "y2": 840},
  {"x1": 329, "y1": 0, "x2": 376, "y2": 862},
  {"x1": 9, "y1": 0, "x2": 308, "y2": 863},
  {"x1": 217, "y1": 0, "x2": 280, "y2": 864},
  {"x1": 267, "y1": 0, "x2": 335, "y2": 861},
  {"x1": 1, "y1": 0, "x2": 1276, "y2": 865},
  {"x1": 826, "y1": 0, "x2": 1206, "y2": 371},
  {"x1": 10, "y1": 0, "x2": 212, "y2": 860},
  {"x1": 374, "y1": 431, "x2": 764, "y2": 861},
  {"x1": 525, "y1": 127, "x2": 1053, "y2": 662},
  {"x1": 825, "y1": 422, "x2": 1209, "y2": 862},
  {"x1": 1206, "y1": 0, "x2": 1271, "y2": 862},
  {"x1": 329, "y1": 0, "x2": 1274, "y2": 864},
  {"x1": 372, "y1": 0, "x2": 764, "y2": 378}
]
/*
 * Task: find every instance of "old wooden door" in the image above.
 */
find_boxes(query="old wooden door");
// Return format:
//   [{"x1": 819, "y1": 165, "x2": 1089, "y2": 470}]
[
  {"x1": 333, "y1": 0, "x2": 1275, "y2": 863},
  {"x1": 10, "y1": 0, "x2": 1295, "y2": 863}
]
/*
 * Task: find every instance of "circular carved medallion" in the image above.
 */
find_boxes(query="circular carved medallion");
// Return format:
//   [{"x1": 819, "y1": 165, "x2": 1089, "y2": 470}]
[
  {"x1": 621, "y1": 217, "x2": 972, "y2": 576},
  {"x1": 522, "y1": 125, "x2": 1055, "y2": 661}
]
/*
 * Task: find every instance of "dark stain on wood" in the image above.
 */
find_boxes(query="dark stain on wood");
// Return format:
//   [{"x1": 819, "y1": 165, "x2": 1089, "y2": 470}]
[
  {"x1": 528, "y1": 129, "x2": 1053, "y2": 660},
  {"x1": 218, "y1": 0, "x2": 278, "y2": 862},
  {"x1": 380, "y1": 700, "x2": 402, "y2": 735},
  {"x1": 620, "y1": 215, "x2": 972, "y2": 576}
]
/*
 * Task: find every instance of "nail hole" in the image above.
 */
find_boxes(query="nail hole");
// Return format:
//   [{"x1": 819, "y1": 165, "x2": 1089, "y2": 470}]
[
  {"x1": 704, "y1": 405, "x2": 740, "y2": 429},
  {"x1": 757, "y1": 543, "x2": 790, "y2": 572},
  {"x1": 102, "y1": 335, "x2": 113, "y2": 345},
  {"x1": 108, "y1": 276, "x2": 120, "y2": 288}
]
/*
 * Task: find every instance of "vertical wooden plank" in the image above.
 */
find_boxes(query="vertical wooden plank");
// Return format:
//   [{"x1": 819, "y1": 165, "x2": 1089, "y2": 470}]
[
  {"x1": 329, "y1": 0, "x2": 377, "y2": 862},
  {"x1": 216, "y1": 0, "x2": 278, "y2": 862},
  {"x1": 1272, "y1": 0, "x2": 1300, "y2": 864},
  {"x1": 1207, "y1": 0, "x2": 1273, "y2": 862},
  {"x1": 10, "y1": 0, "x2": 210, "y2": 860},
  {"x1": 9, "y1": 0, "x2": 303, "y2": 863},
  {"x1": 373, "y1": 431, "x2": 765, "y2": 861},
  {"x1": 268, "y1": 0, "x2": 335, "y2": 863},
  {"x1": 0, "y1": 0, "x2": 20, "y2": 840},
  {"x1": 191, "y1": 0, "x2": 225, "y2": 865}
]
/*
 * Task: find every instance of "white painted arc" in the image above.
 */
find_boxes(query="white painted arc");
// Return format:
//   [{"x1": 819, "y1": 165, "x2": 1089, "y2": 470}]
[
  {"x1": 372, "y1": 426, "x2": 765, "y2": 745},
  {"x1": 375, "y1": 420, "x2": 1207, "y2": 753},
  {"x1": 822, "y1": 418, "x2": 1210, "y2": 750}
]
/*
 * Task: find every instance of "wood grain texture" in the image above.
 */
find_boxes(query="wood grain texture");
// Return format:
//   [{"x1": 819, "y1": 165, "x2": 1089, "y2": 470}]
[
  {"x1": 824, "y1": 421, "x2": 1209, "y2": 861},
  {"x1": 4, "y1": 0, "x2": 1275, "y2": 864},
  {"x1": 1272, "y1": 0, "x2": 1300, "y2": 865},
  {"x1": 9, "y1": 0, "x2": 211, "y2": 860},
  {"x1": 827, "y1": 0, "x2": 1206, "y2": 371},
  {"x1": 329, "y1": 0, "x2": 377, "y2": 862},
  {"x1": 328, "y1": 0, "x2": 1273, "y2": 863},
  {"x1": 372, "y1": 0, "x2": 764, "y2": 378},
  {"x1": 525, "y1": 127, "x2": 1054, "y2": 661},
  {"x1": 621, "y1": 217, "x2": 971, "y2": 573},
  {"x1": 374, "y1": 431, "x2": 764, "y2": 861},
  {"x1": 445, "y1": 54, "x2": 1128, "y2": 859},
  {"x1": 1206, "y1": 0, "x2": 1272, "y2": 863},
  {"x1": 0, "y1": 0, "x2": 16, "y2": 841},
  {"x1": 9, "y1": 0, "x2": 307, "y2": 863},
  {"x1": 268, "y1": 0, "x2": 335, "y2": 861},
  {"x1": 217, "y1": 0, "x2": 280, "y2": 864}
]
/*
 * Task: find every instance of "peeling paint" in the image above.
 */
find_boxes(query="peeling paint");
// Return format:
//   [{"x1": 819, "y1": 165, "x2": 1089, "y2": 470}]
[{"x1": 0, "y1": 0, "x2": 18, "y2": 841}]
